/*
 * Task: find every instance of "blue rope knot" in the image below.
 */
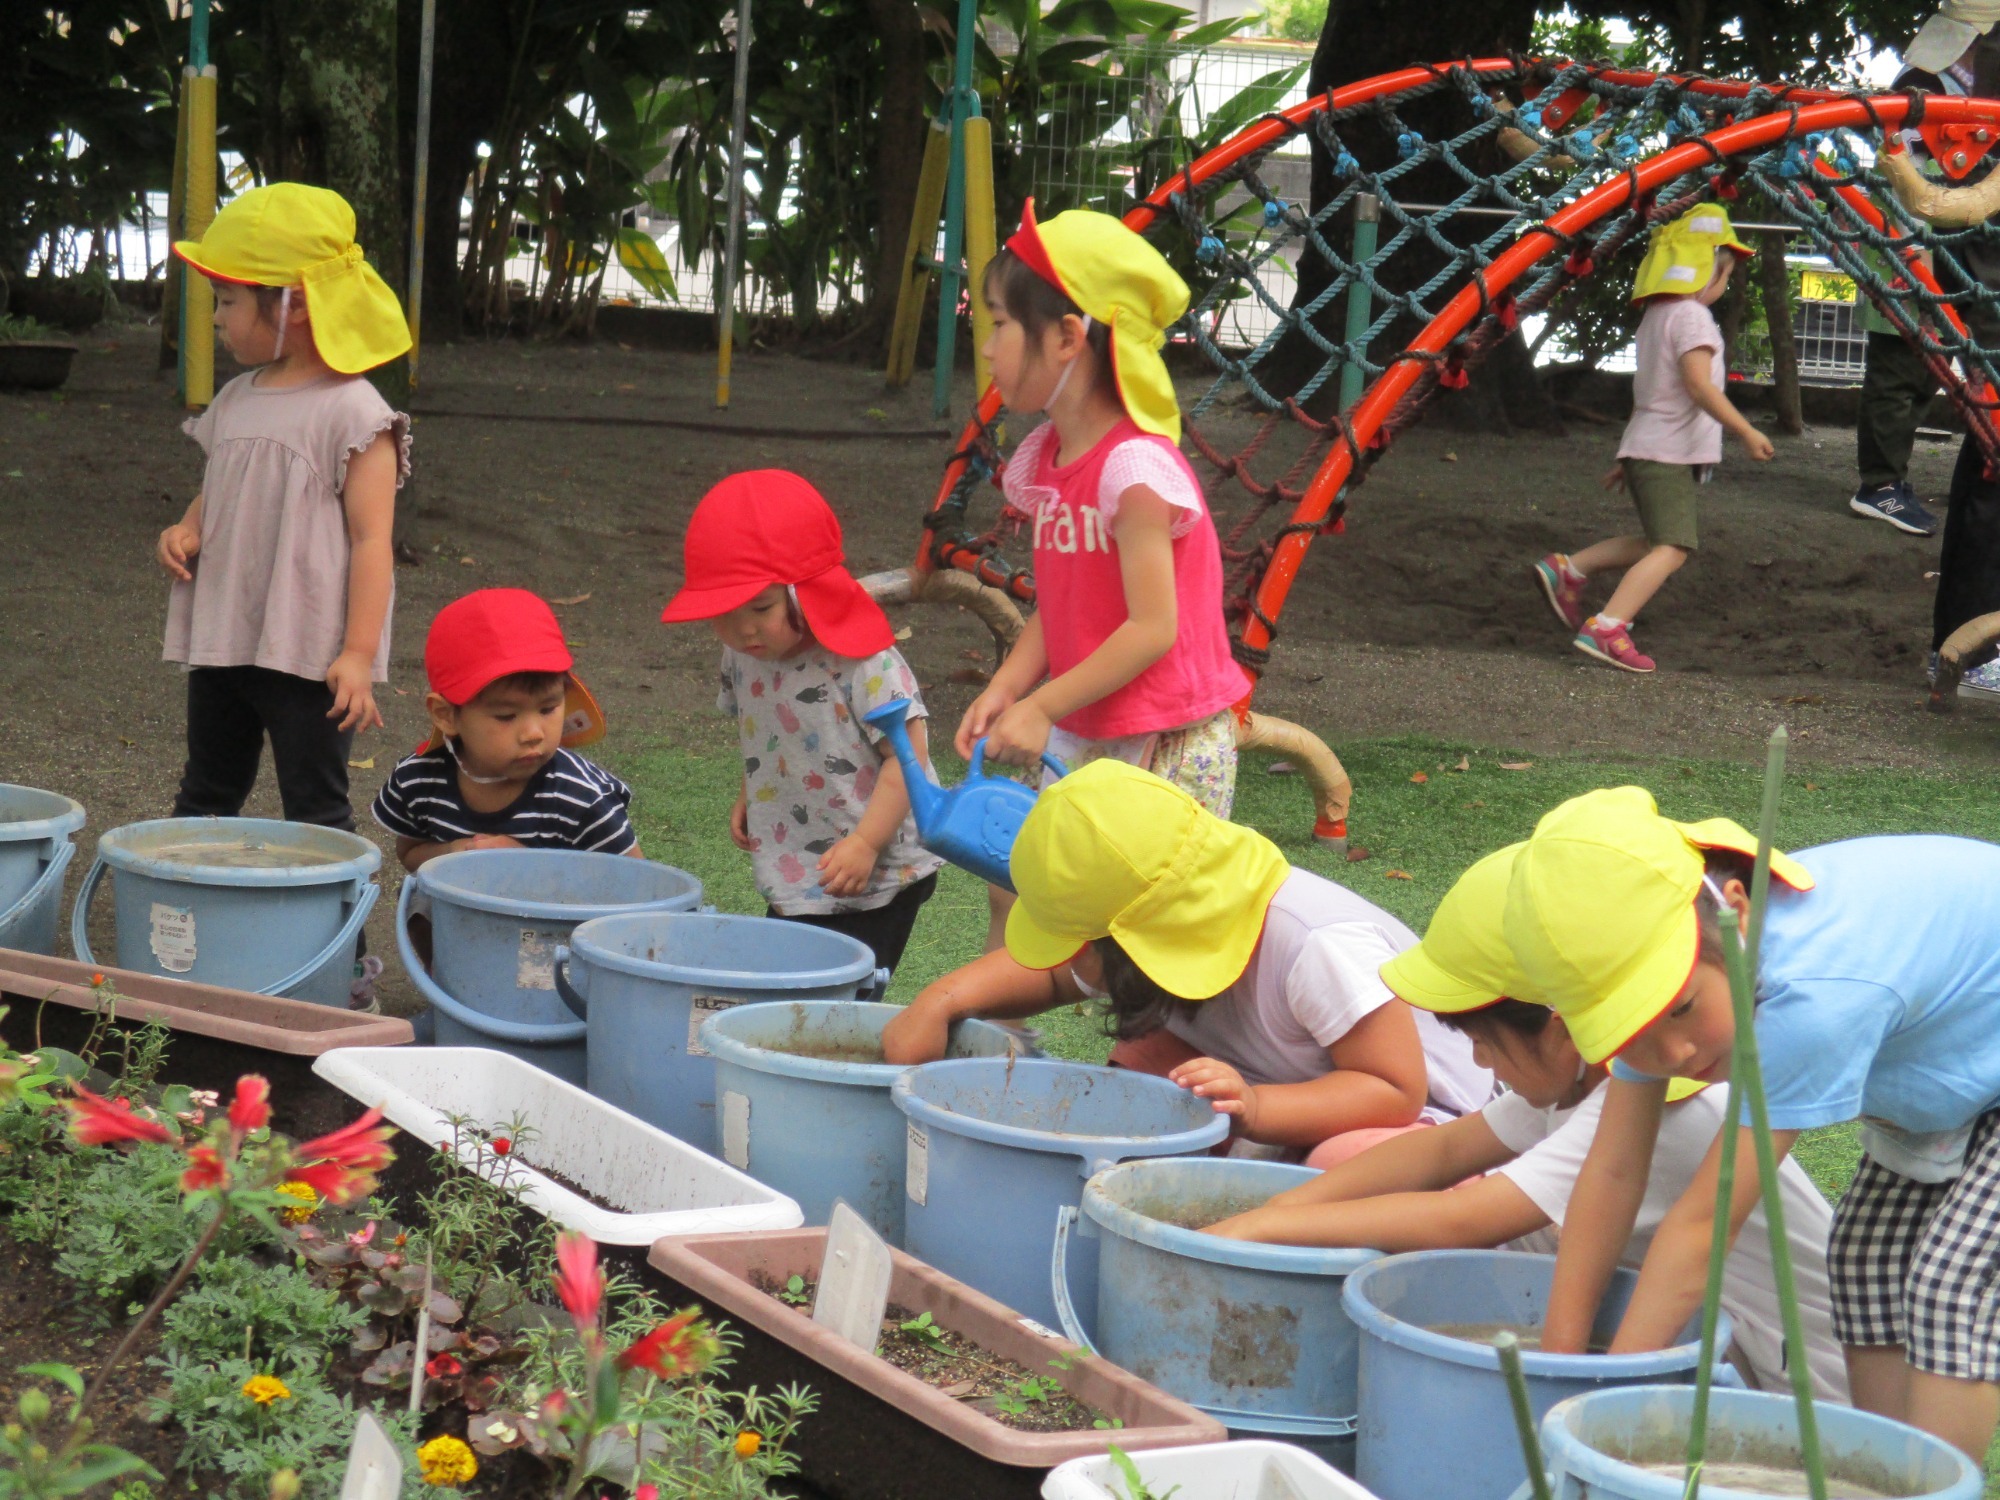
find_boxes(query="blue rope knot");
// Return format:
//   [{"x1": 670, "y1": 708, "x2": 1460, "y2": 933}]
[
  {"x1": 1608, "y1": 133, "x2": 1640, "y2": 161},
  {"x1": 1518, "y1": 106, "x2": 1543, "y2": 133},
  {"x1": 1396, "y1": 129, "x2": 1424, "y2": 160},
  {"x1": 1262, "y1": 198, "x2": 1288, "y2": 226},
  {"x1": 1333, "y1": 149, "x2": 1359, "y2": 178},
  {"x1": 1567, "y1": 131, "x2": 1599, "y2": 160},
  {"x1": 1197, "y1": 234, "x2": 1225, "y2": 264}
]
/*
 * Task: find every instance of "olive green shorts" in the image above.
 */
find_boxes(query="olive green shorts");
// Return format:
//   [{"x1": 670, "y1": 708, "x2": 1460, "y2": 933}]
[{"x1": 1622, "y1": 458, "x2": 1702, "y2": 552}]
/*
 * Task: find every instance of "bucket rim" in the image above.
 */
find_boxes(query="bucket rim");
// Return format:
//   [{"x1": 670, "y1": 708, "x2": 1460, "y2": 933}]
[
  {"x1": 1081, "y1": 1158, "x2": 1381, "y2": 1276},
  {"x1": 415, "y1": 847, "x2": 703, "y2": 922},
  {"x1": 93, "y1": 816, "x2": 380, "y2": 887},
  {"x1": 890, "y1": 1057, "x2": 1231, "y2": 1158},
  {"x1": 1340, "y1": 1249, "x2": 1721, "y2": 1377},
  {"x1": 566, "y1": 910, "x2": 877, "y2": 990},
  {"x1": 1538, "y1": 1385, "x2": 1982, "y2": 1499},
  {"x1": 701, "y1": 1000, "x2": 1027, "y2": 1088},
  {"x1": 0, "y1": 785, "x2": 85, "y2": 845}
]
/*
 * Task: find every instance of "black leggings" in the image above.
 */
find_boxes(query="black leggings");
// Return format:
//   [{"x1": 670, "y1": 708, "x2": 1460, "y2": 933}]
[
  {"x1": 1934, "y1": 436, "x2": 2000, "y2": 664},
  {"x1": 173, "y1": 665, "x2": 357, "y2": 830},
  {"x1": 770, "y1": 873, "x2": 939, "y2": 982}
]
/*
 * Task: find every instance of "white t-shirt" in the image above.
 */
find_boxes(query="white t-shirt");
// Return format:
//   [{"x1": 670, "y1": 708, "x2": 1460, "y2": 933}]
[
  {"x1": 1485, "y1": 1084, "x2": 1848, "y2": 1403},
  {"x1": 1164, "y1": 870, "x2": 1496, "y2": 1120},
  {"x1": 1617, "y1": 296, "x2": 1725, "y2": 466}
]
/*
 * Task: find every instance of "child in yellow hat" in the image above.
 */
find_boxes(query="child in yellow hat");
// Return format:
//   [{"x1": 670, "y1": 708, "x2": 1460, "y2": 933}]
[
  {"x1": 881, "y1": 761, "x2": 1495, "y2": 1162},
  {"x1": 156, "y1": 183, "x2": 413, "y2": 857},
  {"x1": 1505, "y1": 786, "x2": 2000, "y2": 1461},
  {"x1": 1201, "y1": 842, "x2": 1847, "y2": 1402},
  {"x1": 1532, "y1": 205, "x2": 1774, "y2": 673}
]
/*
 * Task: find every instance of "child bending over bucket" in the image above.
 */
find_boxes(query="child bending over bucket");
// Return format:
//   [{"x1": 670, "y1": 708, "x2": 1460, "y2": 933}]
[
  {"x1": 881, "y1": 760, "x2": 1494, "y2": 1162},
  {"x1": 661, "y1": 471, "x2": 943, "y2": 978},
  {"x1": 1532, "y1": 204, "x2": 1774, "y2": 674},
  {"x1": 1509, "y1": 787, "x2": 2000, "y2": 1461},
  {"x1": 372, "y1": 589, "x2": 639, "y2": 873},
  {"x1": 1205, "y1": 842, "x2": 1847, "y2": 1403}
]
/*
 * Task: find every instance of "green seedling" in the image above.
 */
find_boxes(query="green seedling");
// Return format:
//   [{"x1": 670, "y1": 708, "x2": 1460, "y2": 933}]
[
  {"x1": 898, "y1": 1311, "x2": 953, "y2": 1355},
  {"x1": 779, "y1": 1274, "x2": 811, "y2": 1308},
  {"x1": 1106, "y1": 1444, "x2": 1178, "y2": 1500}
]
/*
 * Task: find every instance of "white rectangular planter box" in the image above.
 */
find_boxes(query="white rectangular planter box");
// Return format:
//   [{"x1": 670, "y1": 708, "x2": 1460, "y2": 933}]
[
  {"x1": 1041, "y1": 1440, "x2": 1381, "y2": 1500},
  {"x1": 313, "y1": 1046, "x2": 801, "y2": 1245}
]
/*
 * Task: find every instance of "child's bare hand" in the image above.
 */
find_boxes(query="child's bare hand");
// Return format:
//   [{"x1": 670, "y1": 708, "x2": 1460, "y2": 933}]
[
  {"x1": 325, "y1": 650, "x2": 383, "y2": 733},
  {"x1": 817, "y1": 833, "x2": 880, "y2": 897},
  {"x1": 981, "y1": 698, "x2": 1054, "y2": 767},
  {"x1": 729, "y1": 794, "x2": 756, "y2": 852},
  {"x1": 1169, "y1": 1055, "x2": 1261, "y2": 1132},
  {"x1": 1600, "y1": 461, "x2": 1627, "y2": 492},
  {"x1": 1741, "y1": 428, "x2": 1775, "y2": 462},
  {"x1": 954, "y1": 685, "x2": 1018, "y2": 760},
  {"x1": 464, "y1": 834, "x2": 525, "y2": 852},
  {"x1": 157, "y1": 523, "x2": 201, "y2": 581}
]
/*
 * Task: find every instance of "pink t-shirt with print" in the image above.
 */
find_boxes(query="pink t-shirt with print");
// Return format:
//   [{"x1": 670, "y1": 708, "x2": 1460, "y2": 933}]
[{"x1": 1617, "y1": 296, "x2": 1725, "y2": 466}]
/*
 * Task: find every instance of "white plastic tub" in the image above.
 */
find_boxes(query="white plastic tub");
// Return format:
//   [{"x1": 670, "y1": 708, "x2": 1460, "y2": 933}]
[
  {"x1": 312, "y1": 1046, "x2": 802, "y2": 1245},
  {"x1": 1041, "y1": 1439, "x2": 1382, "y2": 1500}
]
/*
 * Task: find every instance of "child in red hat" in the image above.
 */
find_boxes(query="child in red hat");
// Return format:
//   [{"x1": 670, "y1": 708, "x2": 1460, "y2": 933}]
[
  {"x1": 371, "y1": 589, "x2": 639, "y2": 872},
  {"x1": 663, "y1": 471, "x2": 942, "y2": 975}
]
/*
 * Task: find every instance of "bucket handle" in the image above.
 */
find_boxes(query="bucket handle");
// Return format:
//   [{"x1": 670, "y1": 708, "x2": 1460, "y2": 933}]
[
  {"x1": 395, "y1": 895, "x2": 587, "y2": 1044},
  {"x1": 553, "y1": 945, "x2": 586, "y2": 1019},
  {"x1": 263, "y1": 880, "x2": 379, "y2": 1000},
  {"x1": 0, "y1": 836, "x2": 74, "y2": 942},
  {"x1": 67, "y1": 853, "x2": 110, "y2": 967},
  {"x1": 1050, "y1": 1205, "x2": 1100, "y2": 1357}
]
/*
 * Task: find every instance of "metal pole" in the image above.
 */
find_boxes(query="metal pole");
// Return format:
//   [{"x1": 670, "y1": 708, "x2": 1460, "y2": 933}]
[
  {"x1": 177, "y1": 0, "x2": 213, "y2": 403},
  {"x1": 1338, "y1": 193, "x2": 1379, "y2": 411},
  {"x1": 931, "y1": 0, "x2": 979, "y2": 418},
  {"x1": 407, "y1": 0, "x2": 437, "y2": 391},
  {"x1": 715, "y1": 0, "x2": 753, "y2": 409}
]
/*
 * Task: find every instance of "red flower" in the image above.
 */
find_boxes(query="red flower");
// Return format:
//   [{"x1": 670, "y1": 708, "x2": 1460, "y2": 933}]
[
  {"x1": 635, "y1": 1486, "x2": 659, "y2": 1500},
  {"x1": 180, "y1": 1145, "x2": 229, "y2": 1193},
  {"x1": 539, "y1": 1389, "x2": 568, "y2": 1420},
  {"x1": 425, "y1": 1353, "x2": 463, "y2": 1379},
  {"x1": 553, "y1": 1232, "x2": 602, "y2": 1334},
  {"x1": 617, "y1": 1311, "x2": 715, "y2": 1380},
  {"x1": 67, "y1": 1086, "x2": 174, "y2": 1147},
  {"x1": 228, "y1": 1075, "x2": 271, "y2": 1134},
  {"x1": 289, "y1": 1108, "x2": 395, "y2": 1205},
  {"x1": 489, "y1": 1136, "x2": 511, "y2": 1155}
]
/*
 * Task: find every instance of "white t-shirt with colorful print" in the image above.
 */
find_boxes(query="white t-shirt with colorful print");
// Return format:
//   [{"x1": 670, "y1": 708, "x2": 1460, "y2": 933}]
[{"x1": 718, "y1": 642, "x2": 944, "y2": 915}]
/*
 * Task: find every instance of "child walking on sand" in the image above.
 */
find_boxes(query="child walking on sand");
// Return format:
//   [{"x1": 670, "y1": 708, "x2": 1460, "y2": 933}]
[
  {"x1": 1533, "y1": 204, "x2": 1774, "y2": 673},
  {"x1": 157, "y1": 182, "x2": 410, "y2": 828},
  {"x1": 662, "y1": 471, "x2": 943, "y2": 978}
]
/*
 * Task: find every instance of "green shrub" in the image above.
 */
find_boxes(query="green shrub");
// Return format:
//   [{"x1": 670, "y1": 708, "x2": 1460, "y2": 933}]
[
  {"x1": 48, "y1": 1145, "x2": 257, "y2": 1318},
  {"x1": 159, "y1": 1258, "x2": 368, "y2": 1377}
]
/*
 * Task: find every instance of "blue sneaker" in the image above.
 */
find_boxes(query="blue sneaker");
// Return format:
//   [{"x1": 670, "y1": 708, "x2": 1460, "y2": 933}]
[
  {"x1": 1960, "y1": 658, "x2": 2000, "y2": 699},
  {"x1": 1850, "y1": 481, "x2": 1937, "y2": 536}
]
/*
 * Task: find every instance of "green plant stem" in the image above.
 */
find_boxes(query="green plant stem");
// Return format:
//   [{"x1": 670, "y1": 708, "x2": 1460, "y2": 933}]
[
  {"x1": 76, "y1": 1201, "x2": 231, "y2": 1423},
  {"x1": 1495, "y1": 1332, "x2": 1553, "y2": 1500}
]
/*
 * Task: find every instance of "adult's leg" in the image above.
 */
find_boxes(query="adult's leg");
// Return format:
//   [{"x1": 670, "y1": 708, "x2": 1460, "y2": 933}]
[
  {"x1": 1845, "y1": 1345, "x2": 1915, "y2": 1420},
  {"x1": 248, "y1": 668, "x2": 358, "y2": 830},
  {"x1": 1932, "y1": 435, "x2": 2000, "y2": 661},
  {"x1": 1857, "y1": 331, "x2": 1938, "y2": 493},
  {"x1": 1905, "y1": 1372, "x2": 2000, "y2": 1462},
  {"x1": 1901, "y1": 1110, "x2": 2000, "y2": 1461},
  {"x1": 172, "y1": 666, "x2": 266, "y2": 817}
]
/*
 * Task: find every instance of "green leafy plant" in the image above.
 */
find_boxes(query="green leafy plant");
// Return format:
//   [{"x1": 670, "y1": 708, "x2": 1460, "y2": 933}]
[
  {"x1": 1105, "y1": 1443, "x2": 1179, "y2": 1500},
  {"x1": 777, "y1": 1274, "x2": 811, "y2": 1308},
  {"x1": 896, "y1": 1311, "x2": 952, "y2": 1356},
  {"x1": 0, "y1": 1364, "x2": 156, "y2": 1500},
  {"x1": 157, "y1": 1256, "x2": 369, "y2": 1377},
  {"x1": 410, "y1": 1111, "x2": 548, "y2": 1321},
  {"x1": 49, "y1": 1143, "x2": 226, "y2": 1314}
]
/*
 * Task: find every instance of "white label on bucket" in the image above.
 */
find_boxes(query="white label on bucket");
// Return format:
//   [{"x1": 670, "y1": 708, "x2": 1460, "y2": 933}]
[
  {"x1": 686, "y1": 995, "x2": 741, "y2": 1057},
  {"x1": 149, "y1": 902, "x2": 197, "y2": 973},
  {"x1": 721, "y1": 1090, "x2": 750, "y2": 1169},
  {"x1": 906, "y1": 1123, "x2": 929, "y2": 1206},
  {"x1": 516, "y1": 928, "x2": 556, "y2": 990}
]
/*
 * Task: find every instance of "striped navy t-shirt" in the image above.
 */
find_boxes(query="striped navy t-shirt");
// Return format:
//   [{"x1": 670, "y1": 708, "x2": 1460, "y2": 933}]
[{"x1": 370, "y1": 746, "x2": 638, "y2": 854}]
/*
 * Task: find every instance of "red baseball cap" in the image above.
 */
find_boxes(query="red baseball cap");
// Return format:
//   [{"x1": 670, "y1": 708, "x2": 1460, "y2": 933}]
[
  {"x1": 421, "y1": 589, "x2": 606, "y2": 748},
  {"x1": 660, "y1": 470, "x2": 894, "y2": 659}
]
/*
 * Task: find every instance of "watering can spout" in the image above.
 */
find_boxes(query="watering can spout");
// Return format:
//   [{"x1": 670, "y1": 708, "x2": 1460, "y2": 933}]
[{"x1": 864, "y1": 698, "x2": 946, "y2": 838}]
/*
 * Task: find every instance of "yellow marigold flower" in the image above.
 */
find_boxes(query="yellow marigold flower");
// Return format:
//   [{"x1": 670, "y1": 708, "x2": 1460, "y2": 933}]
[
  {"x1": 274, "y1": 1181, "x2": 319, "y2": 1225},
  {"x1": 241, "y1": 1375, "x2": 291, "y2": 1406},
  {"x1": 417, "y1": 1435, "x2": 479, "y2": 1488},
  {"x1": 733, "y1": 1429, "x2": 762, "y2": 1459}
]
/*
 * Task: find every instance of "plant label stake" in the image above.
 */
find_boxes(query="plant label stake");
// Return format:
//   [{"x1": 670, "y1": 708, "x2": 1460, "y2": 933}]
[
  {"x1": 339, "y1": 1413, "x2": 403, "y2": 1500},
  {"x1": 812, "y1": 1199, "x2": 893, "y2": 1352}
]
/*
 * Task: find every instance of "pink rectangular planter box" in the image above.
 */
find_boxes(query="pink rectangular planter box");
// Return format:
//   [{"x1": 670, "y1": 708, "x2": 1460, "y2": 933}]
[{"x1": 648, "y1": 1227, "x2": 1224, "y2": 1500}]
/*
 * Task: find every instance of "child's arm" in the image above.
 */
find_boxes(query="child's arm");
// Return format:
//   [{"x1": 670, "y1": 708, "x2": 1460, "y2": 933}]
[
  {"x1": 395, "y1": 832, "x2": 524, "y2": 873},
  {"x1": 1169, "y1": 998, "x2": 1429, "y2": 1148},
  {"x1": 327, "y1": 434, "x2": 397, "y2": 734},
  {"x1": 1205, "y1": 1171, "x2": 1551, "y2": 1252},
  {"x1": 1678, "y1": 349, "x2": 1775, "y2": 461},
  {"x1": 820, "y1": 718, "x2": 929, "y2": 897},
  {"x1": 980, "y1": 487, "x2": 1179, "y2": 764},
  {"x1": 881, "y1": 947, "x2": 1080, "y2": 1063},
  {"x1": 729, "y1": 775, "x2": 755, "y2": 852},
  {"x1": 957, "y1": 614, "x2": 1049, "y2": 759},
  {"x1": 158, "y1": 493, "x2": 204, "y2": 580},
  {"x1": 1609, "y1": 1123, "x2": 1800, "y2": 1353},
  {"x1": 1540, "y1": 1075, "x2": 1668, "y2": 1352}
]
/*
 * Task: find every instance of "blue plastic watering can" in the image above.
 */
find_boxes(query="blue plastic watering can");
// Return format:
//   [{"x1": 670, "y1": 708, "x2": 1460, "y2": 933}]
[{"x1": 862, "y1": 698, "x2": 1064, "y2": 890}]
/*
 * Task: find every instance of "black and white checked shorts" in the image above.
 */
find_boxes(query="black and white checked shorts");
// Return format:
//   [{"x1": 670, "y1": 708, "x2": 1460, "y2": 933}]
[{"x1": 1829, "y1": 1108, "x2": 2000, "y2": 1379}]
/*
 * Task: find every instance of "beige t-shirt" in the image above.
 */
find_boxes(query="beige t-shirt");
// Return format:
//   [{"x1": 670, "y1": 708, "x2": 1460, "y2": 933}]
[{"x1": 164, "y1": 371, "x2": 409, "y2": 682}]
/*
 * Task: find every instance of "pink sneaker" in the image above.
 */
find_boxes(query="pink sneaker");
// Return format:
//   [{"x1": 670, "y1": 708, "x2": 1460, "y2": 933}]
[
  {"x1": 1573, "y1": 616, "x2": 1655, "y2": 673},
  {"x1": 1533, "y1": 554, "x2": 1587, "y2": 631}
]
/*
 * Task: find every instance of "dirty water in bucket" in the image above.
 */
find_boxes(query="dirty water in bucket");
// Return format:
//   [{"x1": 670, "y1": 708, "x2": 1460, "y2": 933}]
[
  {"x1": 1130, "y1": 1190, "x2": 1280, "y2": 1230},
  {"x1": 1635, "y1": 1461, "x2": 1899, "y2": 1497},
  {"x1": 146, "y1": 840, "x2": 351, "y2": 869}
]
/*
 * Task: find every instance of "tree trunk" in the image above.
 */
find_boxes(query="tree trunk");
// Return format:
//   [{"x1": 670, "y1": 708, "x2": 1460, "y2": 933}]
[
  {"x1": 864, "y1": 0, "x2": 929, "y2": 349},
  {"x1": 1757, "y1": 228, "x2": 1803, "y2": 434}
]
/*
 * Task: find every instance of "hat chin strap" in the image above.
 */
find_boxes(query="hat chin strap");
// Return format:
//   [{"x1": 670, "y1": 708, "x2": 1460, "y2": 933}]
[
  {"x1": 446, "y1": 736, "x2": 517, "y2": 786},
  {"x1": 1041, "y1": 315, "x2": 1093, "y2": 413},
  {"x1": 271, "y1": 286, "x2": 292, "y2": 360}
]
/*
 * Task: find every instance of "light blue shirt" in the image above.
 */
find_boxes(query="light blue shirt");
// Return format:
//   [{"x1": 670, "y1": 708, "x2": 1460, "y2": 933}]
[{"x1": 1610, "y1": 836, "x2": 2000, "y2": 1135}]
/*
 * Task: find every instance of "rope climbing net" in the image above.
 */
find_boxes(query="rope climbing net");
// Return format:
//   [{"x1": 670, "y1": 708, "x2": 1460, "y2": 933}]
[{"x1": 917, "y1": 56, "x2": 2000, "y2": 686}]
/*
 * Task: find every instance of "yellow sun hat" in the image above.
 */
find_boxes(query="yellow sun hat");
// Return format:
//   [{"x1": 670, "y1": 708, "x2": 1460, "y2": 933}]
[
  {"x1": 1631, "y1": 203, "x2": 1756, "y2": 302},
  {"x1": 1380, "y1": 843, "x2": 1534, "y2": 1013},
  {"x1": 173, "y1": 182, "x2": 412, "y2": 375},
  {"x1": 1504, "y1": 786, "x2": 1814, "y2": 1064},
  {"x1": 1005, "y1": 759, "x2": 1289, "y2": 998},
  {"x1": 1004, "y1": 200, "x2": 1190, "y2": 442}
]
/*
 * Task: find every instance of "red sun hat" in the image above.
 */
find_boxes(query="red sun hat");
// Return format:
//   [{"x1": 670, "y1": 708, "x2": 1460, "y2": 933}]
[
  {"x1": 660, "y1": 470, "x2": 894, "y2": 658},
  {"x1": 422, "y1": 589, "x2": 605, "y2": 750}
]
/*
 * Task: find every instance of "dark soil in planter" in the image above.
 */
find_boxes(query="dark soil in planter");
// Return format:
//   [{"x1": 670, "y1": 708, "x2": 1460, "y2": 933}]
[
  {"x1": 757, "y1": 1277, "x2": 1111, "y2": 1436},
  {"x1": 514, "y1": 1153, "x2": 632, "y2": 1214}
]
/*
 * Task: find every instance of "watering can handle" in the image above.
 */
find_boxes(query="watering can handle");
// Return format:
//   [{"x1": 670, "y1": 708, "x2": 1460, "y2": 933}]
[
  {"x1": 1049, "y1": 1205, "x2": 1100, "y2": 1357},
  {"x1": 553, "y1": 945, "x2": 587, "y2": 1018},
  {"x1": 264, "y1": 880, "x2": 380, "y2": 1000},
  {"x1": 67, "y1": 853, "x2": 110, "y2": 968},
  {"x1": 968, "y1": 738, "x2": 1070, "y2": 787}
]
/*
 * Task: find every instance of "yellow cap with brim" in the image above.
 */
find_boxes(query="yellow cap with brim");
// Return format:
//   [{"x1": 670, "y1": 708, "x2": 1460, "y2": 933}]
[
  {"x1": 1005, "y1": 759, "x2": 1290, "y2": 999},
  {"x1": 1505, "y1": 786, "x2": 1814, "y2": 1064},
  {"x1": 174, "y1": 182, "x2": 412, "y2": 376},
  {"x1": 1632, "y1": 204, "x2": 1756, "y2": 302},
  {"x1": 1382, "y1": 843, "x2": 1534, "y2": 1012}
]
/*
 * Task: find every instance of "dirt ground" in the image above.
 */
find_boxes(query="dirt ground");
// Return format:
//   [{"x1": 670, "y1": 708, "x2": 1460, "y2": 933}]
[{"x1": 4, "y1": 333, "x2": 1997, "y2": 1011}]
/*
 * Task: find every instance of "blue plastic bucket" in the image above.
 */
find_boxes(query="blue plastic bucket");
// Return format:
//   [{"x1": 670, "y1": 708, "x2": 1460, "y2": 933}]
[
  {"x1": 1343, "y1": 1250, "x2": 1739, "y2": 1500},
  {"x1": 891, "y1": 1058, "x2": 1229, "y2": 1327},
  {"x1": 1051, "y1": 1158, "x2": 1379, "y2": 1474},
  {"x1": 554, "y1": 912, "x2": 883, "y2": 1149},
  {"x1": 1524, "y1": 1385, "x2": 1979, "y2": 1500},
  {"x1": 70, "y1": 818, "x2": 379, "y2": 1007},
  {"x1": 700, "y1": 1000, "x2": 1037, "y2": 1243},
  {"x1": 395, "y1": 849, "x2": 704, "y2": 1087},
  {"x1": 0, "y1": 786, "x2": 85, "y2": 956}
]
